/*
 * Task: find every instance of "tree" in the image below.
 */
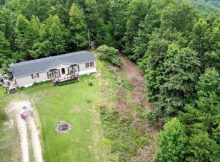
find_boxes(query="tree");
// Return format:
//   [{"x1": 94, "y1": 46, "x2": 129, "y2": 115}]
[
  {"x1": 69, "y1": 3, "x2": 88, "y2": 50},
  {"x1": 0, "y1": 31, "x2": 10, "y2": 67},
  {"x1": 123, "y1": 0, "x2": 150, "y2": 58},
  {"x1": 204, "y1": 14, "x2": 220, "y2": 71},
  {"x1": 189, "y1": 18, "x2": 209, "y2": 70},
  {"x1": 156, "y1": 118, "x2": 188, "y2": 162},
  {"x1": 132, "y1": 8, "x2": 161, "y2": 61},
  {"x1": 109, "y1": 0, "x2": 131, "y2": 48},
  {"x1": 161, "y1": 1, "x2": 198, "y2": 35},
  {"x1": 157, "y1": 44, "x2": 200, "y2": 117},
  {"x1": 179, "y1": 68, "x2": 220, "y2": 161},
  {"x1": 95, "y1": 18, "x2": 114, "y2": 47},
  {"x1": 143, "y1": 32, "x2": 170, "y2": 103},
  {"x1": 14, "y1": 14, "x2": 32, "y2": 60},
  {"x1": 197, "y1": 68, "x2": 220, "y2": 97},
  {"x1": 187, "y1": 133, "x2": 218, "y2": 162},
  {"x1": 43, "y1": 15, "x2": 67, "y2": 55},
  {"x1": 75, "y1": 0, "x2": 99, "y2": 40},
  {"x1": 96, "y1": 45, "x2": 120, "y2": 66}
]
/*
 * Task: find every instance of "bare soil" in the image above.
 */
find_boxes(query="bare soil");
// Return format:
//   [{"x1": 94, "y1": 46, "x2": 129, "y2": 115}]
[{"x1": 120, "y1": 55, "x2": 154, "y2": 109}]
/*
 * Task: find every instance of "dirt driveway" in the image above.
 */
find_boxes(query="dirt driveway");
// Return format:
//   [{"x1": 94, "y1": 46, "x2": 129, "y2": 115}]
[{"x1": 7, "y1": 101, "x2": 43, "y2": 162}]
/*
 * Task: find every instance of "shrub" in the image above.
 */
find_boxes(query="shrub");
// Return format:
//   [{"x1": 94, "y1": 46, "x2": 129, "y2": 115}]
[
  {"x1": 96, "y1": 45, "x2": 121, "y2": 66},
  {"x1": 146, "y1": 112, "x2": 157, "y2": 123},
  {"x1": 139, "y1": 109, "x2": 157, "y2": 123},
  {"x1": 88, "y1": 81, "x2": 93, "y2": 86}
]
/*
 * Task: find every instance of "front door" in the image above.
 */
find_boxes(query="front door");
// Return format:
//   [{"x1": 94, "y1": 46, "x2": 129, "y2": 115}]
[{"x1": 61, "y1": 68, "x2": 65, "y2": 75}]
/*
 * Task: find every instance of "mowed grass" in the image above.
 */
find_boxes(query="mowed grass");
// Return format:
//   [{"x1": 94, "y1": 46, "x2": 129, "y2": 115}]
[{"x1": 17, "y1": 75, "x2": 108, "y2": 162}]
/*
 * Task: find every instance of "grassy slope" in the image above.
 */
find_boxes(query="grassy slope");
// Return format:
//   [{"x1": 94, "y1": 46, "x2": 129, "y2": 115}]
[{"x1": 98, "y1": 58, "x2": 151, "y2": 161}]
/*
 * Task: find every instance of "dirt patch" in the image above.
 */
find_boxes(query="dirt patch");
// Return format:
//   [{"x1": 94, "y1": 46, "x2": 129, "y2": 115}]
[
  {"x1": 7, "y1": 101, "x2": 43, "y2": 162},
  {"x1": 120, "y1": 55, "x2": 154, "y2": 109},
  {"x1": 116, "y1": 88, "x2": 129, "y2": 115},
  {"x1": 119, "y1": 55, "x2": 159, "y2": 162}
]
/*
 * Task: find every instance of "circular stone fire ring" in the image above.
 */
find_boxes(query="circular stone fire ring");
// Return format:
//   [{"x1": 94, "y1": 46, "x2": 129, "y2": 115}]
[{"x1": 55, "y1": 121, "x2": 72, "y2": 134}]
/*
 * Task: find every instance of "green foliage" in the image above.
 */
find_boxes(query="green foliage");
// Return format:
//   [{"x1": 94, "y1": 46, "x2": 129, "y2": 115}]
[
  {"x1": 43, "y1": 15, "x2": 67, "y2": 55},
  {"x1": 109, "y1": 0, "x2": 131, "y2": 48},
  {"x1": 69, "y1": 3, "x2": 88, "y2": 49},
  {"x1": 161, "y1": 1, "x2": 197, "y2": 34},
  {"x1": 0, "y1": 31, "x2": 10, "y2": 67},
  {"x1": 187, "y1": 132, "x2": 218, "y2": 162},
  {"x1": 100, "y1": 108, "x2": 149, "y2": 162},
  {"x1": 157, "y1": 44, "x2": 200, "y2": 117},
  {"x1": 156, "y1": 118, "x2": 188, "y2": 162},
  {"x1": 123, "y1": 0, "x2": 150, "y2": 57},
  {"x1": 96, "y1": 45, "x2": 121, "y2": 66},
  {"x1": 139, "y1": 110, "x2": 157, "y2": 123},
  {"x1": 178, "y1": 68, "x2": 220, "y2": 161}
]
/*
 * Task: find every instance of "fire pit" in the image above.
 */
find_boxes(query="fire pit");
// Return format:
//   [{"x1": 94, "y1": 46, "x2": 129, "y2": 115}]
[{"x1": 55, "y1": 121, "x2": 72, "y2": 134}]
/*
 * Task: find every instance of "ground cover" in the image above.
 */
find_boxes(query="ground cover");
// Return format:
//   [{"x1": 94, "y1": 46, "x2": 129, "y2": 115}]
[
  {"x1": 18, "y1": 75, "x2": 108, "y2": 162},
  {"x1": 0, "y1": 54, "x2": 158, "y2": 162},
  {"x1": 0, "y1": 87, "x2": 21, "y2": 162},
  {"x1": 98, "y1": 56, "x2": 158, "y2": 162}
]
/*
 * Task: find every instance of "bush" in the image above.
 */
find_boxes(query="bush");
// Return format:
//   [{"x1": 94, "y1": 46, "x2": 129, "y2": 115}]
[
  {"x1": 146, "y1": 112, "x2": 157, "y2": 123},
  {"x1": 139, "y1": 109, "x2": 157, "y2": 123},
  {"x1": 88, "y1": 81, "x2": 93, "y2": 86},
  {"x1": 96, "y1": 45, "x2": 121, "y2": 66}
]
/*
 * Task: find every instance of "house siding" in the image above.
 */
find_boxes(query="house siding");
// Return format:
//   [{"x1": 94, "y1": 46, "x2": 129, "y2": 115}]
[
  {"x1": 15, "y1": 61, "x2": 96, "y2": 87},
  {"x1": 16, "y1": 71, "x2": 49, "y2": 87}
]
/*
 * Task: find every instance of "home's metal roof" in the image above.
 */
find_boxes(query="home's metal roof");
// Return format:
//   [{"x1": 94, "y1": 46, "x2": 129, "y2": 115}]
[{"x1": 10, "y1": 51, "x2": 96, "y2": 78}]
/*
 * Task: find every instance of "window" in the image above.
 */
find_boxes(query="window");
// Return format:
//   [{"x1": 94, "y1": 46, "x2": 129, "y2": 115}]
[
  {"x1": 31, "y1": 73, "x2": 39, "y2": 79},
  {"x1": 90, "y1": 62, "x2": 94, "y2": 67},
  {"x1": 86, "y1": 63, "x2": 90, "y2": 68}
]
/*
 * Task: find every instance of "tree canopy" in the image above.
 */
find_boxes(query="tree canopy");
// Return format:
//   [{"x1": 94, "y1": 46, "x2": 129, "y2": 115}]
[{"x1": 1, "y1": 0, "x2": 220, "y2": 161}]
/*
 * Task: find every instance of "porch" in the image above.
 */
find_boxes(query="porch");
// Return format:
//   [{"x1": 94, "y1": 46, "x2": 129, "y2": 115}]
[{"x1": 47, "y1": 64, "x2": 80, "y2": 85}]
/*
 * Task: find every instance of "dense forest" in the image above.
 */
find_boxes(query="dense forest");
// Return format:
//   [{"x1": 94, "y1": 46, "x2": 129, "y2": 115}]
[{"x1": 1, "y1": 0, "x2": 220, "y2": 161}]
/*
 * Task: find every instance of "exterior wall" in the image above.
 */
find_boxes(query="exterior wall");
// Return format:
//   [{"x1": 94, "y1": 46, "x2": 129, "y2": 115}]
[
  {"x1": 16, "y1": 71, "x2": 49, "y2": 87},
  {"x1": 15, "y1": 61, "x2": 97, "y2": 87},
  {"x1": 56, "y1": 64, "x2": 71, "y2": 76},
  {"x1": 79, "y1": 61, "x2": 96, "y2": 75}
]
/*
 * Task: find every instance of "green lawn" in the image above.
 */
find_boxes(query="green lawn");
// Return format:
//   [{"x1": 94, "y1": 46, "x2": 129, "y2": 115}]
[
  {"x1": 19, "y1": 75, "x2": 108, "y2": 162},
  {"x1": 0, "y1": 56, "x2": 150, "y2": 162}
]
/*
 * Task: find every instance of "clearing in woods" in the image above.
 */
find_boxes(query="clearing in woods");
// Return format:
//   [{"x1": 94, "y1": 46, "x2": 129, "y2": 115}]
[{"x1": 0, "y1": 54, "x2": 158, "y2": 162}]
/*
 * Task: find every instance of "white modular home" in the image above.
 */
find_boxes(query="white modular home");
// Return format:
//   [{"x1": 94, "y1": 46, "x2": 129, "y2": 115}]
[{"x1": 10, "y1": 51, "x2": 96, "y2": 87}]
